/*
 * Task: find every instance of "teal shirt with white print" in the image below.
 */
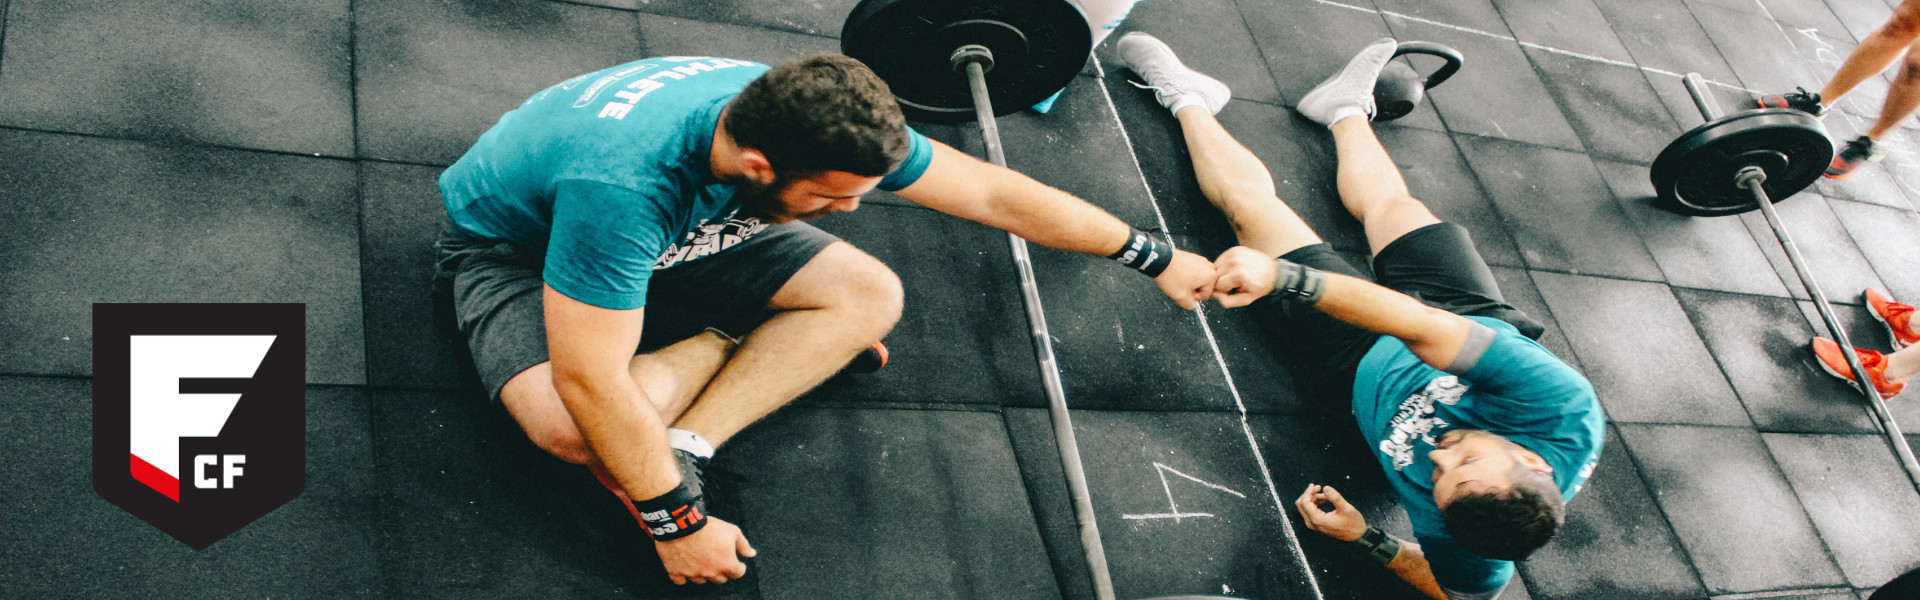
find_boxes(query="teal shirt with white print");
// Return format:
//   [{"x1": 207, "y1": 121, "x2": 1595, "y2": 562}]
[
  {"x1": 1352, "y1": 316, "x2": 1604, "y2": 598},
  {"x1": 438, "y1": 57, "x2": 934, "y2": 309}
]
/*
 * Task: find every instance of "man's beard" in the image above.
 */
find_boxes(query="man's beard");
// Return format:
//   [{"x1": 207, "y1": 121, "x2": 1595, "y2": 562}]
[{"x1": 732, "y1": 174, "x2": 836, "y2": 224}]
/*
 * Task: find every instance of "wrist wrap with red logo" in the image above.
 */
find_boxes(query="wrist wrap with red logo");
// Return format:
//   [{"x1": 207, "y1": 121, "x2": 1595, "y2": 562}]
[{"x1": 635, "y1": 451, "x2": 710, "y2": 541}]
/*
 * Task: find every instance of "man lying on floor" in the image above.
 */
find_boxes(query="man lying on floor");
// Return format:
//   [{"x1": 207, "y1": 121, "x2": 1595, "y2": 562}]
[
  {"x1": 1116, "y1": 34, "x2": 1605, "y2": 599},
  {"x1": 434, "y1": 54, "x2": 1218, "y2": 585}
]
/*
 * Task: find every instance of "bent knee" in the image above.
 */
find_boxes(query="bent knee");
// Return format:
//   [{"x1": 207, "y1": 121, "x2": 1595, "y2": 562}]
[
  {"x1": 500, "y1": 366, "x2": 596, "y2": 465},
  {"x1": 820, "y1": 246, "x2": 905, "y2": 322}
]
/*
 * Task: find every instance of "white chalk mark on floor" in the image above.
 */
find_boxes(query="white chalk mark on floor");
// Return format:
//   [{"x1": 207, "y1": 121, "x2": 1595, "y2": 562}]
[
  {"x1": 1121, "y1": 462, "x2": 1247, "y2": 521},
  {"x1": 1090, "y1": 54, "x2": 1329, "y2": 600},
  {"x1": 1309, "y1": 0, "x2": 1763, "y2": 94}
]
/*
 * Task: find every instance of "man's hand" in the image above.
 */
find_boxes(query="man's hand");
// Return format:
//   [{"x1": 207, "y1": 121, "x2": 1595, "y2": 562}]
[
  {"x1": 1212, "y1": 246, "x2": 1280, "y2": 308},
  {"x1": 657, "y1": 517, "x2": 757, "y2": 585},
  {"x1": 1156, "y1": 249, "x2": 1218, "y2": 309},
  {"x1": 1294, "y1": 483, "x2": 1368, "y2": 542}
]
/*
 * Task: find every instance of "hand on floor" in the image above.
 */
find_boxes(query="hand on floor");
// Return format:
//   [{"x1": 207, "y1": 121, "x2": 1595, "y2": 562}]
[{"x1": 657, "y1": 517, "x2": 757, "y2": 585}]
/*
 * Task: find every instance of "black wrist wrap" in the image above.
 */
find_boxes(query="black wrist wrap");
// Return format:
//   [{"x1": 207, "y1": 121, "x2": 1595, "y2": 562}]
[
  {"x1": 1354, "y1": 526, "x2": 1401, "y2": 566},
  {"x1": 636, "y1": 450, "x2": 710, "y2": 541},
  {"x1": 1109, "y1": 229, "x2": 1173, "y2": 278},
  {"x1": 1271, "y1": 259, "x2": 1327, "y2": 303}
]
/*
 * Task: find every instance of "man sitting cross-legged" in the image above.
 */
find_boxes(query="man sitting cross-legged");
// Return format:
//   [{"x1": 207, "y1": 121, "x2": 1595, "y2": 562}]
[
  {"x1": 435, "y1": 54, "x2": 1218, "y2": 587},
  {"x1": 1117, "y1": 33, "x2": 1605, "y2": 600}
]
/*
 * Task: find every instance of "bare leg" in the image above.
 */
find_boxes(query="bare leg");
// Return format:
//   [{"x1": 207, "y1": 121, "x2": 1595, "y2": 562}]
[
  {"x1": 671, "y1": 242, "x2": 902, "y2": 446},
  {"x1": 1821, "y1": 1, "x2": 1920, "y2": 103},
  {"x1": 1887, "y1": 344, "x2": 1920, "y2": 384},
  {"x1": 500, "y1": 241, "x2": 903, "y2": 462},
  {"x1": 1174, "y1": 106, "x2": 1322, "y2": 256},
  {"x1": 1869, "y1": 48, "x2": 1920, "y2": 139},
  {"x1": 1328, "y1": 118, "x2": 1442, "y2": 256}
]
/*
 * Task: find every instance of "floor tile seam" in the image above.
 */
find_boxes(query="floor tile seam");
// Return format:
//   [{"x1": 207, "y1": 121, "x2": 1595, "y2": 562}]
[
  {"x1": 1666, "y1": 282, "x2": 1863, "y2": 307},
  {"x1": 629, "y1": 8, "x2": 841, "y2": 44},
  {"x1": 356, "y1": 155, "x2": 450, "y2": 170},
  {"x1": 796, "y1": 400, "x2": 1008, "y2": 414},
  {"x1": 548, "y1": 0, "x2": 637, "y2": 13},
  {"x1": 1822, "y1": 195, "x2": 1920, "y2": 290},
  {"x1": 1221, "y1": 0, "x2": 1296, "y2": 107},
  {"x1": 996, "y1": 411, "x2": 1090, "y2": 600},
  {"x1": 1088, "y1": 53, "x2": 1328, "y2": 600},
  {"x1": 1676, "y1": 0, "x2": 1773, "y2": 98},
  {"x1": 0, "y1": 124, "x2": 358, "y2": 163},
  {"x1": 1606, "y1": 423, "x2": 1726, "y2": 595},
  {"x1": 1, "y1": 0, "x2": 9, "y2": 73},
  {"x1": 1709, "y1": 585, "x2": 1860, "y2": 600}
]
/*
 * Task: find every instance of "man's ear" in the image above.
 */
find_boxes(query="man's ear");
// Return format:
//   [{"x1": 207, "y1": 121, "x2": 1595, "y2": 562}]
[
  {"x1": 1513, "y1": 446, "x2": 1554, "y2": 475},
  {"x1": 738, "y1": 149, "x2": 775, "y2": 185}
]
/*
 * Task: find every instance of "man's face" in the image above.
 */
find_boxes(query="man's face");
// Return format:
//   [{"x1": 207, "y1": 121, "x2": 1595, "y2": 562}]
[
  {"x1": 735, "y1": 170, "x2": 883, "y2": 224},
  {"x1": 1429, "y1": 429, "x2": 1527, "y2": 509}
]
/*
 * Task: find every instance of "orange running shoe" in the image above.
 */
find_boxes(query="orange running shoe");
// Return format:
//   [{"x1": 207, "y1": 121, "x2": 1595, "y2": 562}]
[
  {"x1": 1865, "y1": 288, "x2": 1920, "y2": 350},
  {"x1": 1811, "y1": 337, "x2": 1905, "y2": 398}
]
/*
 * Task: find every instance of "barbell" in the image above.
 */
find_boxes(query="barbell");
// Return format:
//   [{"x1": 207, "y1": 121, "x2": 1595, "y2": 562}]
[{"x1": 1650, "y1": 74, "x2": 1920, "y2": 497}]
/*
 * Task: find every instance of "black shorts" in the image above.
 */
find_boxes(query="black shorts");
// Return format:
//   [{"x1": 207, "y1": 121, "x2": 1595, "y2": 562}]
[
  {"x1": 434, "y1": 221, "x2": 841, "y2": 401},
  {"x1": 1253, "y1": 223, "x2": 1545, "y2": 407}
]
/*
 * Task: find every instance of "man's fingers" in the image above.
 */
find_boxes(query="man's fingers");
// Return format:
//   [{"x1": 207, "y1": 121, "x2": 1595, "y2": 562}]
[
  {"x1": 1321, "y1": 485, "x2": 1350, "y2": 507},
  {"x1": 670, "y1": 575, "x2": 688, "y2": 585},
  {"x1": 725, "y1": 559, "x2": 749, "y2": 579},
  {"x1": 737, "y1": 534, "x2": 758, "y2": 558},
  {"x1": 1218, "y1": 290, "x2": 1254, "y2": 308}
]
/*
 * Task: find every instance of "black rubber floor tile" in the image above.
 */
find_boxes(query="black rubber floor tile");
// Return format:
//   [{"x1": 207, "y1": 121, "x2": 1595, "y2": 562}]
[
  {"x1": 1813, "y1": 115, "x2": 1914, "y2": 209},
  {"x1": 372, "y1": 388, "x2": 758, "y2": 598},
  {"x1": 1673, "y1": 288, "x2": 1878, "y2": 433},
  {"x1": 1453, "y1": 134, "x2": 1667, "y2": 281},
  {"x1": 0, "y1": 0, "x2": 352, "y2": 156},
  {"x1": 360, "y1": 162, "x2": 482, "y2": 390},
  {"x1": 999, "y1": 75, "x2": 1165, "y2": 232},
  {"x1": 1374, "y1": 125, "x2": 1524, "y2": 268},
  {"x1": 354, "y1": 0, "x2": 643, "y2": 165},
  {"x1": 1488, "y1": 267, "x2": 1583, "y2": 371},
  {"x1": 1006, "y1": 408, "x2": 1316, "y2": 600},
  {"x1": 1027, "y1": 243, "x2": 1241, "y2": 412},
  {"x1": 1686, "y1": 2, "x2": 1828, "y2": 94},
  {"x1": 723, "y1": 407, "x2": 1061, "y2": 600},
  {"x1": 1092, "y1": 0, "x2": 1282, "y2": 105},
  {"x1": 0, "y1": 377, "x2": 378, "y2": 598},
  {"x1": 1383, "y1": 16, "x2": 1586, "y2": 152},
  {"x1": 1200, "y1": 304, "x2": 1307, "y2": 415},
  {"x1": 1651, "y1": 72, "x2": 1762, "y2": 133},
  {"x1": 1692, "y1": 0, "x2": 1854, "y2": 46},
  {"x1": 1764, "y1": 432, "x2": 1920, "y2": 588},
  {"x1": 626, "y1": 0, "x2": 859, "y2": 38},
  {"x1": 1494, "y1": 0, "x2": 1635, "y2": 63},
  {"x1": 1524, "y1": 46, "x2": 1685, "y2": 164},
  {"x1": 1371, "y1": 0, "x2": 1510, "y2": 36},
  {"x1": 1828, "y1": 198, "x2": 1920, "y2": 303},
  {"x1": 1516, "y1": 427, "x2": 1704, "y2": 600},
  {"x1": 1739, "y1": 194, "x2": 1888, "y2": 304},
  {"x1": 1531, "y1": 272, "x2": 1750, "y2": 426},
  {"x1": 636, "y1": 12, "x2": 838, "y2": 64},
  {"x1": 0, "y1": 130, "x2": 365, "y2": 384},
  {"x1": 1235, "y1": 0, "x2": 1396, "y2": 106},
  {"x1": 1595, "y1": 0, "x2": 1739, "y2": 84},
  {"x1": 1593, "y1": 160, "x2": 1792, "y2": 298},
  {"x1": 1828, "y1": 0, "x2": 1897, "y2": 42},
  {"x1": 561, "y1": 0, "x2": 639, "y2": 10},
  {"x1": 1616, "y1": 423, "x2": 1847, "y2": 594},
  {"x1": 802, "y1": 204, "x2": 1042, "y2": 407}
]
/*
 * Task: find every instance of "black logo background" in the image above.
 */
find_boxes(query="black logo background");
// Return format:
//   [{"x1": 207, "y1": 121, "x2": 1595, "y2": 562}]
[{"x1": 93, "y1": 303, "x2": 306, "y2": 550}]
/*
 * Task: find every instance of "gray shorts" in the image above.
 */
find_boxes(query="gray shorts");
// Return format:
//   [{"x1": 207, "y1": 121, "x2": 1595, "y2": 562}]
[{"x1": 434, "y1": 221, "x2": 841, "y2": 400}]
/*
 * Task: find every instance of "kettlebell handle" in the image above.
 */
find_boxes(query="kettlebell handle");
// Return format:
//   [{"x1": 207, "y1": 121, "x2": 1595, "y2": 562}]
[{"x1": 1391, "y1": 41, "x2": 1463, "y2": 89}]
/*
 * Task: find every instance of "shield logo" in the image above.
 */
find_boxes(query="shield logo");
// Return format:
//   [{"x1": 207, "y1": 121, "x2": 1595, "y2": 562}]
[{"x1": 93, "y1": 303, "x2": 306, "y2": 549}]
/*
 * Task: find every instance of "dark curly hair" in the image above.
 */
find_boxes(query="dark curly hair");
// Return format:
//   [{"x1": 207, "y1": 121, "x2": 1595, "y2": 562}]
[
  {"x1": 722, "y1": 54, "x2": 909, "y2": 177},
  {"x1": 1442, "y1": 464, "x2": 1566, "y2": 561}
]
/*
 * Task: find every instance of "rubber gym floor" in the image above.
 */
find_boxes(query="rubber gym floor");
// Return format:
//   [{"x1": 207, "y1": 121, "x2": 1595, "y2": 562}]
[{"x1": 4, "y1": 0, "x2": 1920, "y2": 598}]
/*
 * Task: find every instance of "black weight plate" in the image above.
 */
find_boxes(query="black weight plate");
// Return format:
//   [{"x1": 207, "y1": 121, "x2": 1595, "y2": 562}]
[
  {"x1": 1649, "y1": 108, "x2": 1832, "y2": 217},
  {"x1": 843, "y1": 0, "x2": 1092, "y2": 123}
]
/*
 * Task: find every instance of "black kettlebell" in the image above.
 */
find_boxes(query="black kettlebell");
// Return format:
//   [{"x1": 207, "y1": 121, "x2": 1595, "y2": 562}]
[{"x1": 1372, "y1": 41, "x2": 1463, "y2": 121}]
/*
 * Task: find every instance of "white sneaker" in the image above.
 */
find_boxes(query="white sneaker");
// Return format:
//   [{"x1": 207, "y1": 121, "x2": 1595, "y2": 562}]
[
  {"x1": 1115, "y1": 32, "x2": 1231, "y2": 116},
  {"x1": 1296, "y1": 38, "x2": 1399, "y2": 127}
]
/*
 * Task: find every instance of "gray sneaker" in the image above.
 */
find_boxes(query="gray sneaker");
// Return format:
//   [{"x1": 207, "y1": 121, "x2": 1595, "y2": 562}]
[
  {"x1": 1296, "y1": 38, "x2": 1399, "y2": 127},
  {"x1": 1115, "y1": 32, "x2": 1231, "y2": 116}
]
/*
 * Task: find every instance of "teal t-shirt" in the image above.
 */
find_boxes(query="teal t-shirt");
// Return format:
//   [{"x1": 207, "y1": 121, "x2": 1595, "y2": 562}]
[
  {"x1": 1352, "y1": 317, "x2": 1604, "y2": 596},
  {"x1": 439, "y1": 57, "x2": 934, "y2": 309}
]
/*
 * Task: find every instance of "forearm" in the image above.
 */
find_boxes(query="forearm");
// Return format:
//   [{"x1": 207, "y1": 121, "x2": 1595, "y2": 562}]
[
  {"x1": 1310, "y1": 272, "x2": 1473, "y2": 370},
  {"x1": 553, "y1": 371, "x2": 682, "y2": 498},
  {"x1": 977, "y1": 167, "x2": 1132, "y2": 255},
  {"x1": 1382, "y1": 538, "x2": 1450, "y2": 600}
]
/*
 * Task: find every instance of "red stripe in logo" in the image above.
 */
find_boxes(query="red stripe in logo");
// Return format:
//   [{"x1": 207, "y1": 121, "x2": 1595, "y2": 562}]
[{"x1": 130, "y1": 453, "x2": 179, "y2": 502}]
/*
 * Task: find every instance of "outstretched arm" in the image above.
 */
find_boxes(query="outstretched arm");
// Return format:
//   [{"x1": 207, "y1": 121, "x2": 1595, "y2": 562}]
[
  {"x1": 895, "y1": 140, "x2": 1217, "y2": 308},
  {"x1": 1213, "y1": 245, "x2": 1477, "y2": 370}
]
